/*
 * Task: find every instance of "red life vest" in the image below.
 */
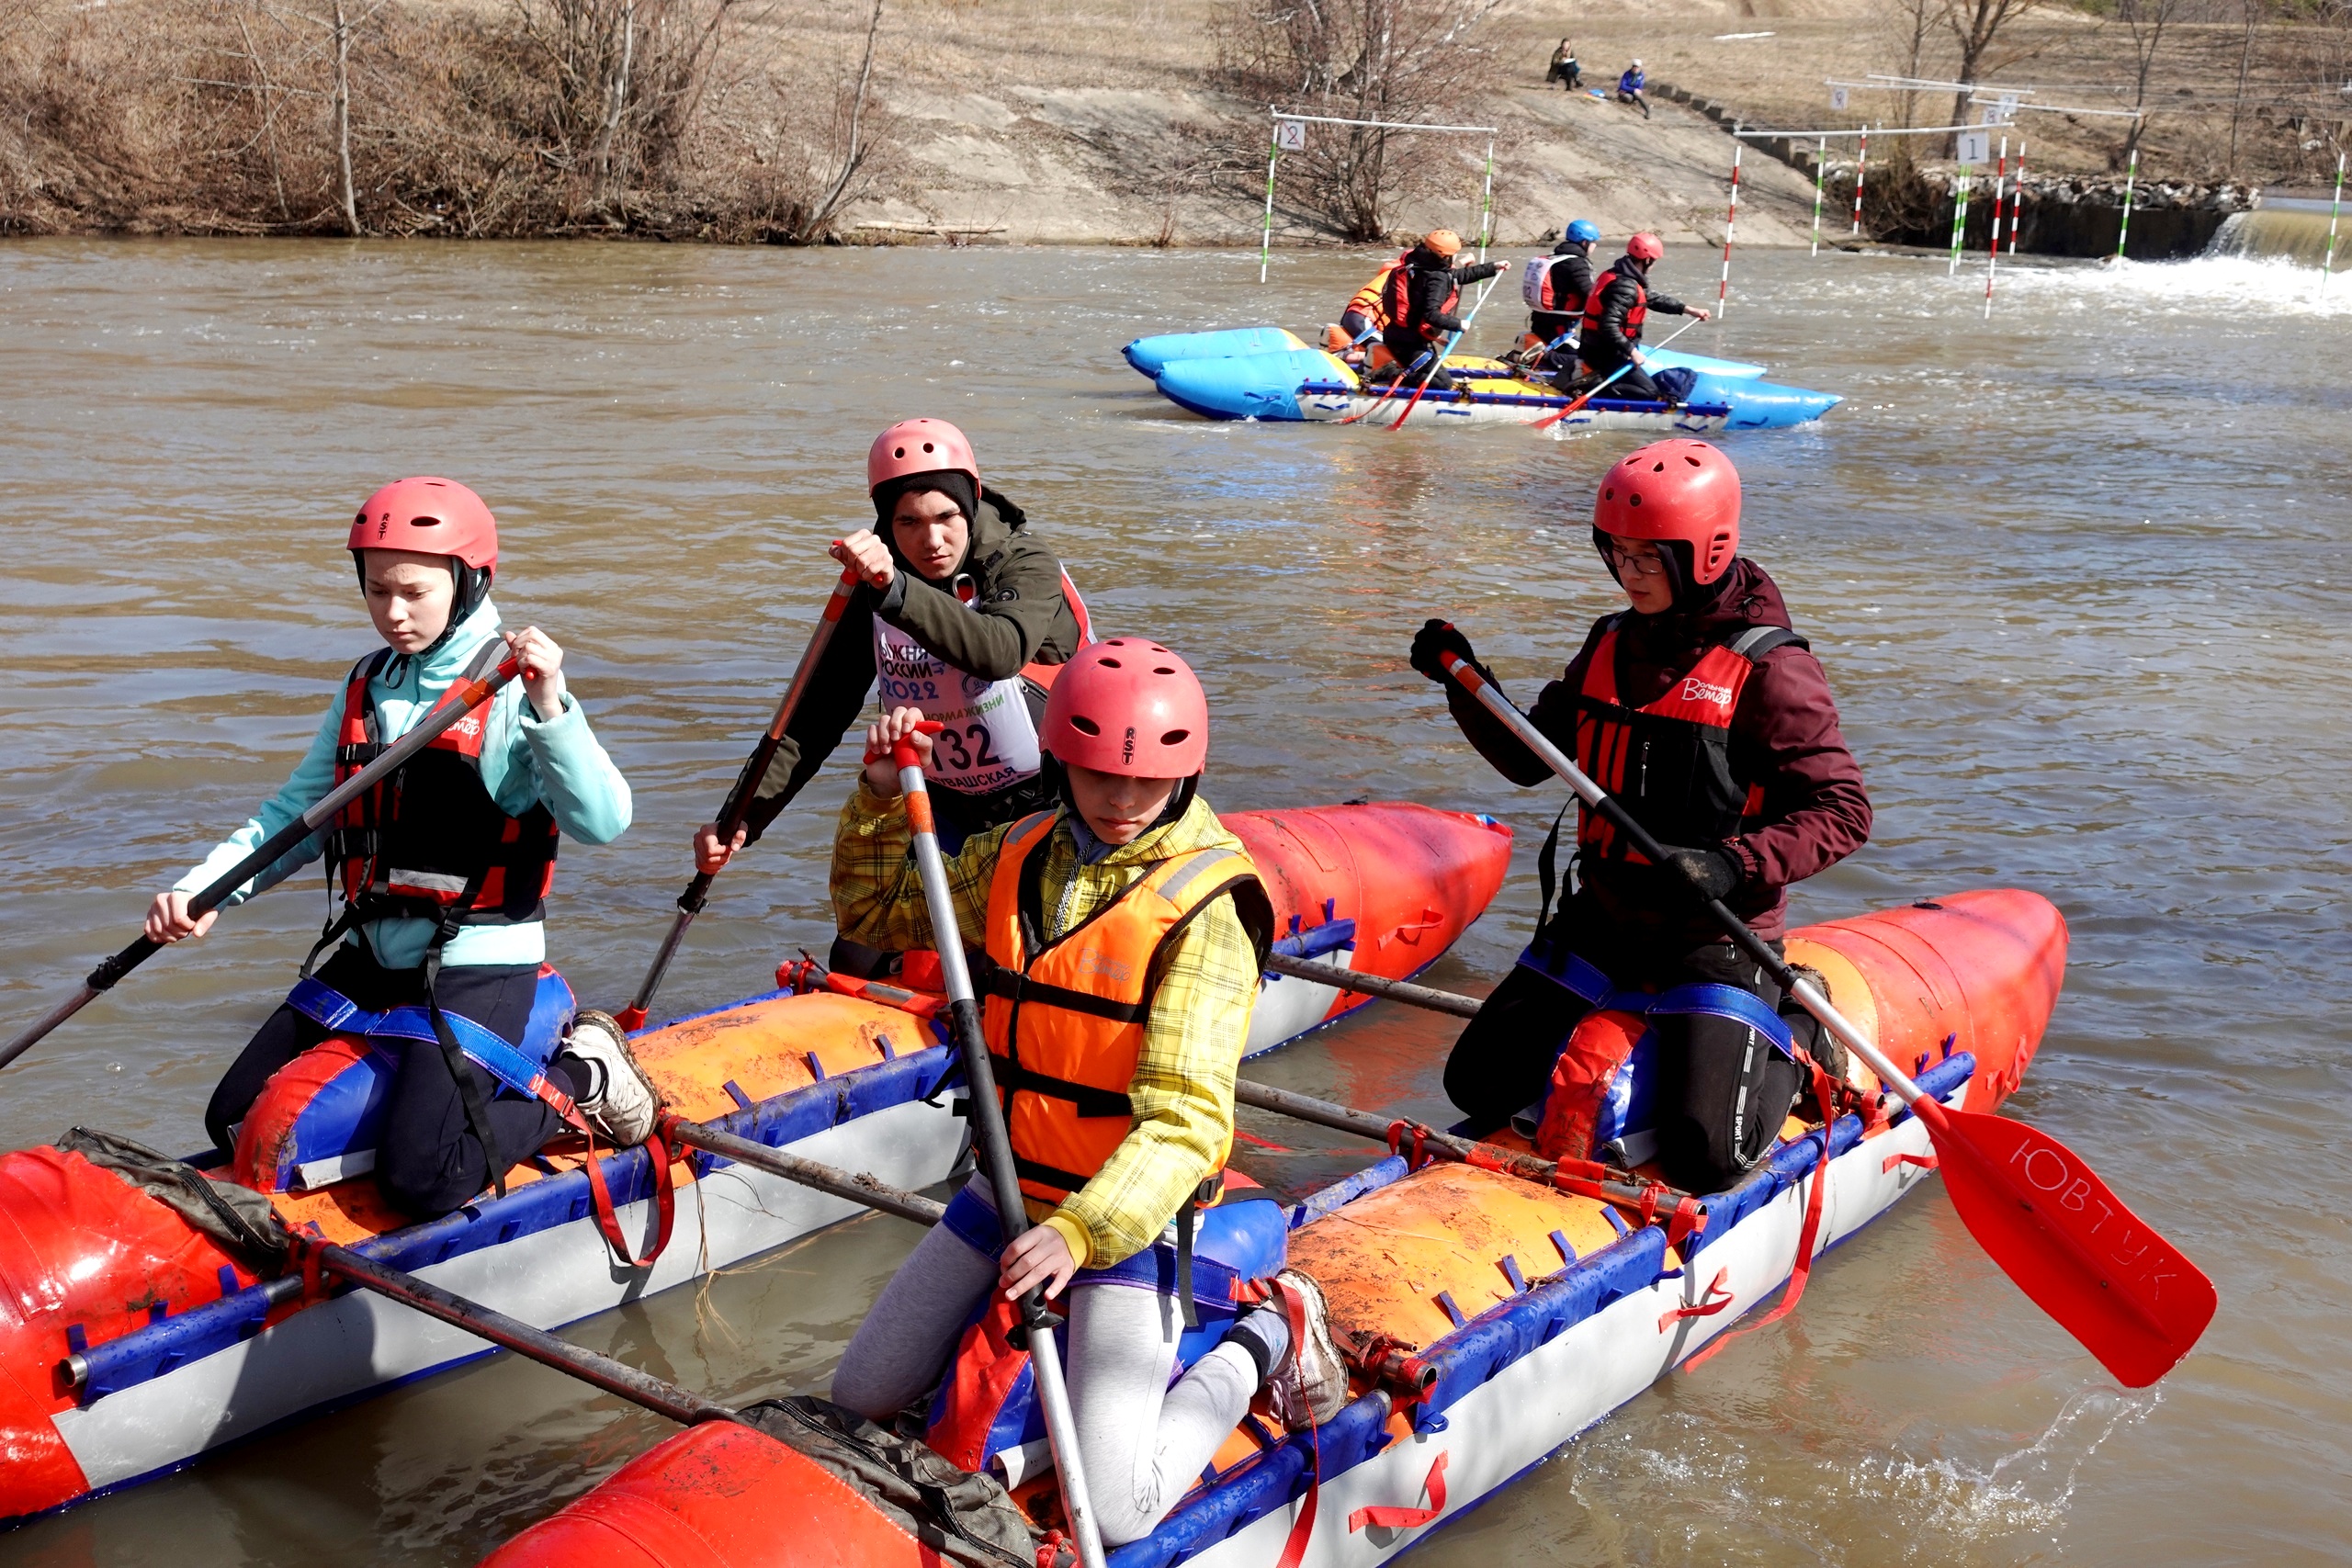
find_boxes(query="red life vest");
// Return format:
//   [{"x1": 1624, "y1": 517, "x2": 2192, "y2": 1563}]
[
  {"x1": 326, "y1": 642, "x2": 560, "y2": 942},
  {"x1": 1537, "y1": 260, "x2": 1587, "y2": 314},
  {"x1": 1383, "y1": 262, "x2": 1461, "y2": 342},
  {"x1": 1570, "y1": 616, "x2": 1804, "y2": 885},
  {"x1": 1580, "y1": 266, "x2": 1647, "y2": 346}
]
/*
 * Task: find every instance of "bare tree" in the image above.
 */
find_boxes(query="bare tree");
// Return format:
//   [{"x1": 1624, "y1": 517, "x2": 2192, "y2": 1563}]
[
  {"x1": 330, "y1": 0, "x2": 360, "y2": 231},
  {"x1": 1879, "y1": 0, "x2": 1939, "y2": 127},
  {"x1": 2112, "y1": 0, "x2": 2182, "y2": 166},
  {"x1": 1216, "y1": 0, "x2": 1505, "y2": 241},
  {"x1": 510, "y1": 0, "x2": 734, "y2": 220},
  {"x1": 803, "y1": 0, "x2": 883, "y2": 233},
  {"x1": 1941, "y1": 0, "x2": 2047, "y2": 135}
]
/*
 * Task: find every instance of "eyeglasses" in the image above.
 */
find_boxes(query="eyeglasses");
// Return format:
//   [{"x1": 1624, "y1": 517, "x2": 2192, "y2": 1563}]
[{"x1": 1603, "y1": 542, "x2": 1668, "y2": 577}]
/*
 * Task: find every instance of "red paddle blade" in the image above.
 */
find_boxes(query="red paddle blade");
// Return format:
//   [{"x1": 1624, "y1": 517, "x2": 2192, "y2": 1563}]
[{"x1": 1931, "y1": 1107, "x2": 2216, "y2": 1388}]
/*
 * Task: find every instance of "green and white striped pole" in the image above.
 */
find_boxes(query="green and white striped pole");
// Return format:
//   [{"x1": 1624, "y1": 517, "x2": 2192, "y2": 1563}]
[
  {"x1": 1811, "y1": 136, "x2": 1826, "y2": 256},
  {"x1": 2114, "y1": 145, "x2": 2139, "y2": 262},
  {"x1": 1260, "y1": 122, "x2": 1279, "y2": 284},
  {"x1": 1478, "y1": 137, "x2": 1496, "y2": 259},
  {"x1": 2323, "y1": 150, "x2": 2345, "y2": 299},
  {"x1": 1949, "y1": 164, "x2": 1972, "y2": 275}
]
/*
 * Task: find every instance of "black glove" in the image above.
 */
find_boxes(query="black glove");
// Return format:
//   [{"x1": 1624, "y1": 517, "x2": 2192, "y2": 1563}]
[
  {"x1": 1409, "y1": 618, "x2": 1479, "y2": 683},
  {"x1": 1658, "y1": 844, "x2": 1741, "y2": 902}
]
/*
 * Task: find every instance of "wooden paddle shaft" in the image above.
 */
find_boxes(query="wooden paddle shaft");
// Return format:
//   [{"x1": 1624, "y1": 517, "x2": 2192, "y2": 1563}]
[
  {"x1": 1261, "y1": 952, "x2": 1483, "y2": 1019},
  {"x1": 621, "y1": 569, "x2": 862, "y2": 1026},
  {"x1": 662, "y1": 1115, "x2": 946, "y2": 1227},
  {"x1": 1438, "y1": 653, "x2": 1927, "y2": 1107}
]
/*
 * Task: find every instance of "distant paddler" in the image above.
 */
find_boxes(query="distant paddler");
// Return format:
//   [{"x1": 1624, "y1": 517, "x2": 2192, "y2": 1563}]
[
  {"x1": 1556, "y1": 231, "x2": 1710, "y2": 403},
  {"x1": 1324, "y1": 245, "x2": 1408, "y2": 367},
  {"x1": 691, "y1": 419, "x2": 1091, "y2": 972},
  {"x1": 1518, "y1": 217, "x2": 1601, "y2": 370},
  {"x1": 1364, "y1": 229, "x2": 1510, "y2": 396}
]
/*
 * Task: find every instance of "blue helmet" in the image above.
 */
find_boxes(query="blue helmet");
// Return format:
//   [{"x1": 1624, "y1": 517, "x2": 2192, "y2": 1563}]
[{"x1": 1566, "y1": 219, "x2": 1601, "y2": 243}]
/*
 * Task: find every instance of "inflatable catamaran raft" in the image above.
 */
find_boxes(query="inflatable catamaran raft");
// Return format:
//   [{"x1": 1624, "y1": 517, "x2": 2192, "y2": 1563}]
[
  {"x1": 481, "y1": 889, "x2": 2069, "y2": 1568},
  {"x1": 0, "y1": 802, "x2": 1510, "y2": 1526},
  {"x1": 1124, "y1": 326, "x2": 1840, "y2": 432}
]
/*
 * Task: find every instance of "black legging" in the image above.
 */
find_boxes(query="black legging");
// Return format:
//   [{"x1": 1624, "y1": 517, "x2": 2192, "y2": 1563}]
[
  {"x1": 207, "y1": 943, "x2": 581, "y2": 1218},
  {"x1": 1442, "y1": 892, "x2": 1803, "y2": 1193},
  {"x1": 1557, "y1": 346, "x2": 1663, "y2": 403}
]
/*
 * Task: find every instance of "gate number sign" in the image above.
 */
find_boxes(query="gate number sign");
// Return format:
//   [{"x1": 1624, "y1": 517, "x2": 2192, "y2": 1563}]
[{"x1": 1276, "y1": 120, "x2": 1307, "y2": 152}]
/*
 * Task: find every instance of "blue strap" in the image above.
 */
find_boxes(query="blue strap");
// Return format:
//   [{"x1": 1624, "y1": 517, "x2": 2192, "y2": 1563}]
[
  {"x1": 286, "y1": 976, "x2": 565, "y2": 1106},
  {"x1": 1508, "y1": 952, "x2": 1799, "y2": 1063}
]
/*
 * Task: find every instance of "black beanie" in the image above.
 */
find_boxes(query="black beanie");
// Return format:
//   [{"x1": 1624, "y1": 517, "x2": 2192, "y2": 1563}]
[{"x1": 872, "y1": 470, "x2": 978, "y2": 531}]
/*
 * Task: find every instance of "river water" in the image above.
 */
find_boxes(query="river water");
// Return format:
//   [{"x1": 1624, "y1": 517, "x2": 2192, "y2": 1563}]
[{"x1": 0, "y1": 240, "x2": 2345, "y2": 1566}]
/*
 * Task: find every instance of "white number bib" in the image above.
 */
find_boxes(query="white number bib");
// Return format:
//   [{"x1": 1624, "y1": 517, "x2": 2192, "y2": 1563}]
[{"x1": 872, "y1": 614, "x2": 1043, "y2": 795}]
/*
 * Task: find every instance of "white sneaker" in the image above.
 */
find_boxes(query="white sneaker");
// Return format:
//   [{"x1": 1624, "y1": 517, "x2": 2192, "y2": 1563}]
[
  {"x1": 1265, "y1": 1269, "x2": 1351, "y2": 1431},
  {"x1": 565, "y1": 1010, "x2": 661, "y2": 1145}
]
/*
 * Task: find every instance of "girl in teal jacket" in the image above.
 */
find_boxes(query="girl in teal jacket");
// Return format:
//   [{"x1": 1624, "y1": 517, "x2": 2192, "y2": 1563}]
[{"x1": 146, "y1": 478, "x2": 649, "y2": 1217}]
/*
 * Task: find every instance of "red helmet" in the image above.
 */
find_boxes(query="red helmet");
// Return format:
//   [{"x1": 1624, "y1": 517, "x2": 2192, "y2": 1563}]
[
  {"x1": 866, "y1": 419, "x2": 979, "y2": 496},
  {"x1": 348, "y1": 477, "x2": 498, "y2": 571},
  {"x1": 1593, "y1": 439, "x2": 1741, "y2": 589},
  {"x1": 1041, "y1": 638, "x2": 1210, "y2": 777},
  {"x1": 1626, "y1": 232, "x2": 1664, "y2": 263}
]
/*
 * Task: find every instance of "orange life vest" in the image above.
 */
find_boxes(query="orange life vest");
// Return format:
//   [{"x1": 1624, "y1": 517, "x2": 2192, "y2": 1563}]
[
  {"x1": 1580, "y1": 265, "x2": 1647, "y2": 346},
  {"x1": 1571, "y1": 616, "x2": 1804, "y2": 873},
  {"x1": 977, "y1": 812, "x2": 1271, "y2": 1207},
  {"x1": 1347, "y1": 254, "x2": 1408, "y2": 327},
  {"x1": 325, "y1": 643, "x2": 560, "y2": 942}
]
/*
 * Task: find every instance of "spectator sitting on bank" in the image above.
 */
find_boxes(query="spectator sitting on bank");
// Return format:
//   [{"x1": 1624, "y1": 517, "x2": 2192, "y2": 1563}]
[
  {"x1": 1547, "y1": 39, "x2": 1582, "y2": 91},
  {"x1": 1617, "y1": 59, "x2": 1651, "y2": 119}
]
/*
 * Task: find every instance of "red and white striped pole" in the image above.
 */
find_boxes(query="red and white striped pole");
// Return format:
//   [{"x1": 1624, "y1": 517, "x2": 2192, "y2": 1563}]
[
  {"x1": 2007, "y1": 140, "x2": 2028, "y2": 254},
  {"x1": 1718, "y1": 141, "x2": 1742, "y2": 315},
  {"x1": 1851, "y1": 125, "x2": 1869, "y2": 236},
  {"x1": 1983, "y1": 138, "x2": 2007, "y2": 319}
]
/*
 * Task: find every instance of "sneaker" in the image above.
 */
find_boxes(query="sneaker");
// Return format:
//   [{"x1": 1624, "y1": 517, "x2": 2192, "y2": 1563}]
[
  {"x1": 1265, "y1": 1269, "x2": 1351, "y2": 1431},
  {"x1": 565, "y1": 1010, "x2": 661, "y2": 1145}
]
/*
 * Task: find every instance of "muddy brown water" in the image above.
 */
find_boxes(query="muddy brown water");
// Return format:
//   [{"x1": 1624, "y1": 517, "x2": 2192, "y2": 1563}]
[{"x1": 0, "y1": 241, "x2": 2346, "y2": 1566}]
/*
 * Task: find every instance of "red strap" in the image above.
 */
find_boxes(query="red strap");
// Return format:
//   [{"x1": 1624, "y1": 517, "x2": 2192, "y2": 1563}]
[
  {"x1": 1883, "y1": 1151, "x2": 1937, "y2": 1174},
  {"x1": 1684, "y1": 1065, "x2": 1841, "y2": 1368},
  {"x1": 1665, "y1": 1195, "x2": 1706, "y2": 1252},
  {"x1": 584, "y1": 1132, "x2": 676, "y2": 1269},
  {"x1": 1270, "y1": 1280, "x2": 1324, "y2": 1568},
  {"x1": 1348, "y1": 1450, "x2": 1450, "y2": 1533},
  {"x1": 1657, "y1": 1266, "x2": 1736, "y2": 1330}
]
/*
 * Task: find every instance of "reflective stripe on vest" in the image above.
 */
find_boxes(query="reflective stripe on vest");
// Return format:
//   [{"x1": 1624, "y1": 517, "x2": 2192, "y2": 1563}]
[
  {"x1": 328, "y1": 643, "x2": 560, "y2": 931},
  {"x1": 1571, "y1": 618, "x2": 1801, "y2": 865},
  {"x1": 1581, "y1": 268, "x2": 1647, "y2": 345},
  {"x1": 872, "y1": 571, "x2": 1071, "y2": 795},
  {"x1": 977, "y1": 812, "x2": 1267, "y2": 1207}
]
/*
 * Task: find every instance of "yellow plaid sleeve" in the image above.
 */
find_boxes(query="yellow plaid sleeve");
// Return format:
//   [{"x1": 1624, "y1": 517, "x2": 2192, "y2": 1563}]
[
  {"x1": 1045, "y1": 891, "x2": 1259, "y2": 1270},
  {"x1": 829, "y1": 781, "x2": 1013, "y2": 953}
]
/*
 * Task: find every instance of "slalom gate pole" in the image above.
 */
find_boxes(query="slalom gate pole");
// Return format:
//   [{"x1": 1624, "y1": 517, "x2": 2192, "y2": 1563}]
[
  {"x1": 1949, "y1": 163, "x2": 1972, "y2": 275},
  {"x1": 1984, "y1": 139, "x2": 2006, "y2": 319},
  {"x1": 1852, "y1": 125, "x2": 1869, "y2": 235},
  {"x1": 1260, "y1": 126, "x2": 1279, "y2": 283},
  {"x1": 1811, "y1": 136, "x2": 1826, "y2": 256},
  {"x1": 1718, "y1": 141, "x2": 1741, "y2": 314},
  {"x1": 2324, "y1": 151, "x2": 2345, "y2": 298},
  {"x1": 2009, "y1": 141, "x2": 2028, "y2": 254},
  {"x1": 2115, "y1": 145, "x2": 2138, "y2": 261},
  {"x1": 1477, "y1": 137, "x2": 1496, "y2": 260}
]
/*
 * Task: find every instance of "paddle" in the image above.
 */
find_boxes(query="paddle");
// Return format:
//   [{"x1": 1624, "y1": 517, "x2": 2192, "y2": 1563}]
[
  {"x1": 1435, "y1": 650, "x2": 2216, "y2": 1388},
  {"x1": 615, "y1": 566, "x2": 863, "y2": 1032},
  {"x1": 660, "y1": 1111, "x2": 946, "y2": 1227},
  {"x1": 1530, "y1": 315, "x2": 1706, "y2": 433},
  {"x1": 1336, "y1": 345, "x2": 1434, "y2": 426},
  {"x1": 888, "y1": 719, "x2": 1111, "y2": 1568},
  {"x1": 0, "y1": 653, "x2": 526, "y2": 1076}
]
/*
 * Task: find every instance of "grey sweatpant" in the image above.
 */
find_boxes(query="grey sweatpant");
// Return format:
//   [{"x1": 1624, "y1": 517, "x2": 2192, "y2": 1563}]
[{"x1": 832, "y1": 1179, "x2": 1261, "y2": 1545}]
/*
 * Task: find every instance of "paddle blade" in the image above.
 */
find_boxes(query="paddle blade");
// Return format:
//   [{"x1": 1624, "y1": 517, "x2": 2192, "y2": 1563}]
[{"x1": 1932, "y1": 1107, "x2": 2216, "y2": 1388}]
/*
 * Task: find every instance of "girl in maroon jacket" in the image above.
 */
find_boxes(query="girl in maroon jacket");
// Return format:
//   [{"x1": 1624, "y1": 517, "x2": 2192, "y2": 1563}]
[{"x1": 1409, "y1": 439, "x2": 1871, "y2": 1192}]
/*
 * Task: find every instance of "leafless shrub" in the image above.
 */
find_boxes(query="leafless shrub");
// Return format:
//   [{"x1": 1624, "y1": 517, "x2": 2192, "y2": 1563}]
[{"x1": 1215, "y1": 0, "x2": 1504, "y2": 241}]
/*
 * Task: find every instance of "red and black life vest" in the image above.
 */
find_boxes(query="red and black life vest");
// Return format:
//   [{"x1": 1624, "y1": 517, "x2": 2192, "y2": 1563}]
[
  {"x1": 1571, "y1": 615, "x2": 1805, "y2": 891},
  {"x1": 1536, "y1": 260, "x2": 1587, "y2": 315},
  {"x1": 1581, "y1": 266, "x2": 1646, "y2": 345},
  {"x1": 1383, "y1": 262, "x2": 1459, "y2": 342},
  {"x1": 325, "y1": 641, "x2": 560, "y2": 942}
]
